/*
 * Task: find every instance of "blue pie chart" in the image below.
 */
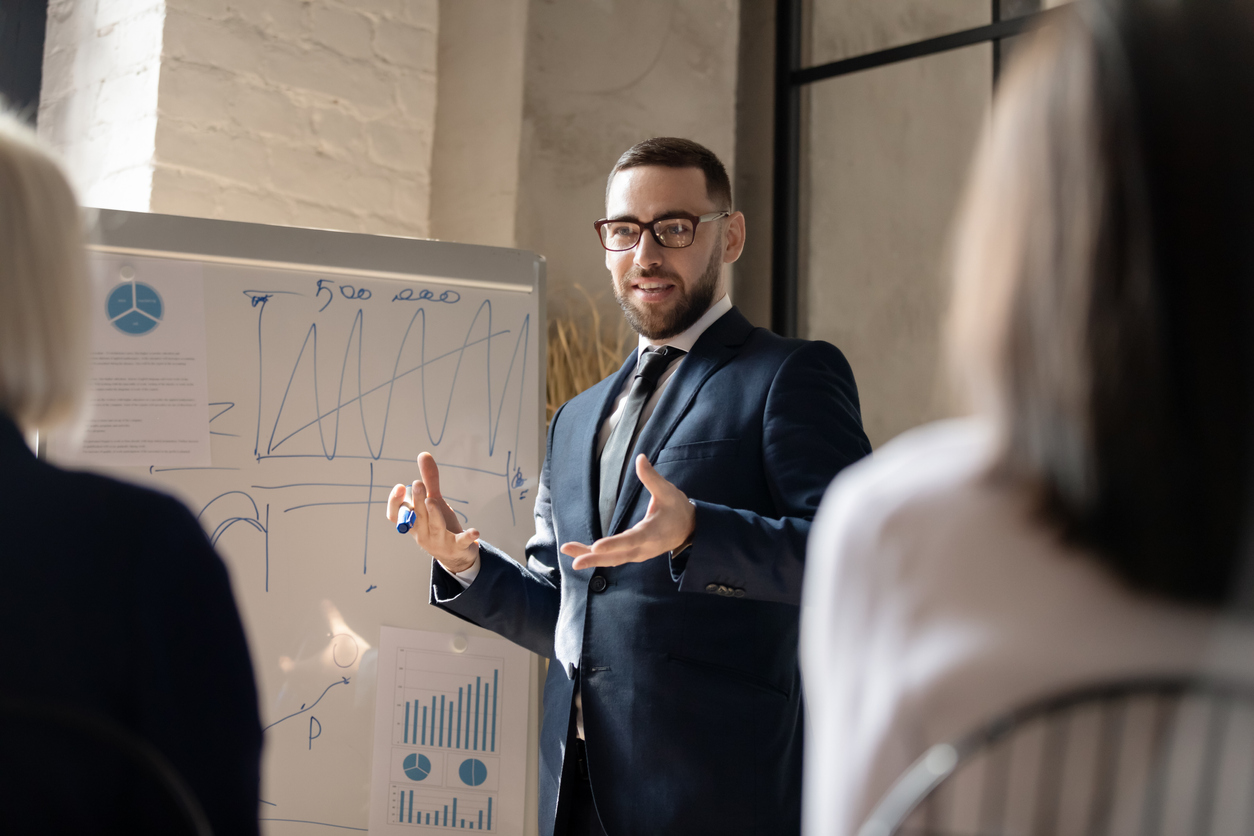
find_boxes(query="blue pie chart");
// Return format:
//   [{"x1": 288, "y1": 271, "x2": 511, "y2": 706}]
[
  {"x1": 402, "y1": 752, "x2": 431, "y2": 781},
  {"x1": 107, "y1": 281, "x2": 163, "y2": 335},
  {"x1": 459, "y1": 758, "x2": 487, "y2": 787}
]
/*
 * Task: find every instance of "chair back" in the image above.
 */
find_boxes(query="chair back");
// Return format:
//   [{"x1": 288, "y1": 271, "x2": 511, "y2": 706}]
[{"x1": 859, "y1": 677, "x2": 1254, "y2": 836}]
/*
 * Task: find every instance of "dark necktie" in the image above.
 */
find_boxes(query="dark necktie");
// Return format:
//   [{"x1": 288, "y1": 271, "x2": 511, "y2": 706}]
[{"x1": 598, "y1": 346, "x2": 685, "y2": 536}]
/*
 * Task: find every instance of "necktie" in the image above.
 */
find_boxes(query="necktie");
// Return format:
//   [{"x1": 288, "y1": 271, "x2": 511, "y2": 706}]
[{"x1": 598, "y1": 346, "x2": 685, "y2": 536}]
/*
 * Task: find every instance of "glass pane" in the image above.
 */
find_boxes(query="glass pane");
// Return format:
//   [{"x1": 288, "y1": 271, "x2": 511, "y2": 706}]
[
  {"x1": 807, "y1": 0, "x2": 990, "y2": 68},
  {"x1": 800, "y1": 43, "x2": 992, "y2": 446}
]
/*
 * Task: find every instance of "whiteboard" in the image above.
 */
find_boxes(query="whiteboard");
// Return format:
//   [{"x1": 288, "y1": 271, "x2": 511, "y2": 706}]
[{"x1": 54, "y1": 210, "x2": 545, "y2": 835}]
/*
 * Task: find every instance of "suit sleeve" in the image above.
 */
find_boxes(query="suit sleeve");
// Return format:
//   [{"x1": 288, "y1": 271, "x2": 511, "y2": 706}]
[
  {"x1": 674, "y1": 340, "x2": 871, "y2": 605},
  {"x1": 429, "y1": 404, "x2": 565, "y2": 659}
]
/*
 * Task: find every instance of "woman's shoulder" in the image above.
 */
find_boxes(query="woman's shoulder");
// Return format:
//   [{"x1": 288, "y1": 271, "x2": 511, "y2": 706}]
[{"x1": 817, "y1": 418, "x2": 997, "y2": 537}]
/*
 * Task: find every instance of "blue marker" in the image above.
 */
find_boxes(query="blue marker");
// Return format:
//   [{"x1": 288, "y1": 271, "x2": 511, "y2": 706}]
[{"x1": 397, "y1": 505, "x2": 417, "y2": 534}]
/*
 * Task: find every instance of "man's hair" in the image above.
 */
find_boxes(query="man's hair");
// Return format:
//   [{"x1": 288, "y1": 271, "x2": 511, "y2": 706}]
[
  {"x1": 606, "y1": 137, "x2": 732, "y2": 210},
  {"x1": 948, "y1": 1, "x2": 1254, "y2": 606},
  {"x1": 0, "y1": 110, "x2": 90, "y2": 431}
]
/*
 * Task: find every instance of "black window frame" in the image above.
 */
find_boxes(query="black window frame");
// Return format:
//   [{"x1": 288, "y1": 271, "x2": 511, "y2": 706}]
[{"x1": 770, "y1": 0, "x2": 1063, "y2": 337}]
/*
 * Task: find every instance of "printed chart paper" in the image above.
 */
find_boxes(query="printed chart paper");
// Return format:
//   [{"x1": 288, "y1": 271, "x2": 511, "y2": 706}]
[
  {"x1": 52, "y1": 253, "x2": 211, "y2": 466},
  {"x1": 370, "y1": 627, "x2": 531, "y2": 835}
]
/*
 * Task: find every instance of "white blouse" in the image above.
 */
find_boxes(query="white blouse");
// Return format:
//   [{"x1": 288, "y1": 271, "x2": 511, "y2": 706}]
[{"x1": 800, "y1": 419, "x2": 1254, "y2": 836}]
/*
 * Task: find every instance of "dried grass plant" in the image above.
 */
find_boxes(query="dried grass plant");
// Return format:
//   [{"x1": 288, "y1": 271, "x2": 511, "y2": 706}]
[{"x1": 546, "y1": 286, "x2": 632, "y2": 423}]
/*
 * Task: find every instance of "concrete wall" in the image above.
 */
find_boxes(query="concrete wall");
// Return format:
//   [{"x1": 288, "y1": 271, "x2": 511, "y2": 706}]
[
  {"x1": 802, "y1": 0, "x2": 992, "y2": 447},
  {"x1": 515, "y1": 0, "x2": 740, "y2": 323},
  {"x1": 428, "y1": 0, "x2": 528, "y2": 248}
]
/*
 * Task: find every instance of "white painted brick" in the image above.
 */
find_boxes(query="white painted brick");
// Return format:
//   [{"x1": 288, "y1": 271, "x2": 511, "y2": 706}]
[
  {"x1": 96, "y1": 65, "x2": 162, "y2": 127},
  {"x1": 163, "y1": 9, "x2": 268, "y2": 75},
  {"x1": 229, "y1": 84, "x2": 310, "y2": 139},
  {"x1": 312, "y1": 107, "x2": 367, "y2": 154},
  {"x1": 95, "y1": 0, "x2": 163, "y2": 33},
  {"x1": 269, "y1": 145, "x2": 359, "y2": 203},
  {"x1": 365, "y1": 119, "x2": 428, "y2": 172},
  {"x1": 83, "y1": 164, "x2": 155, "y2": 211},
  {"x1": 395, "y1": 68, "x2": 436, "y2": 121},
  {"x1": 217, "y1": 187, "x2": 296, "y2": 226},
  {"x1": 374, "y1": 20, "x2": 436, "y2": 70},
  {"x1": 342, "y1": 171, "x2": 395, "y2": 210},
  {"x1": 150, "y1": 165, "x2": 221, "y2": 216},
  {"x1": 233, "y1": 0, "x2": 306, "y2": 35},
  {"x1": 310, "y1": 4, "x2": 374, "y2": 61},
  {"x1": 289, "y1": 199, "x2": 363, "y2": 233},
  {"x1": 164, "y1": 0, "x2": 234, "y2": 21},
  {"x1": 264, "y1": 44, "x2": 395, "y2": 113},
  {"x1": 393, "y1": 178, "x2": 428, "y2": 223},
  {"x1": 157, "y1": 61, "x2": 233, "y2": 124},
  {"x1": 156, "y1": 122, "x2": 271, "y2": 184}
]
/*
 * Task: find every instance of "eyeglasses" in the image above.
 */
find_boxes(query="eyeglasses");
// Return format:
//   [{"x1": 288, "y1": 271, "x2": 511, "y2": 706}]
[{"x1": 593, "y1": 211, "x2": 730, "y2": 252}]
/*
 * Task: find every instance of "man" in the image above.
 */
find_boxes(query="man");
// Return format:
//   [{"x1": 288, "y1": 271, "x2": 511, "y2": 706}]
[{"x1": 387, "y1": 137, "x2": 871, "y2": 835}]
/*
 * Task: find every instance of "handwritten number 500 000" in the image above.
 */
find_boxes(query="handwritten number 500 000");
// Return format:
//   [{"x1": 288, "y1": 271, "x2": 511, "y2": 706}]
[{"x1": 315, "y1": 279, "x2": 459, "y2": 312}]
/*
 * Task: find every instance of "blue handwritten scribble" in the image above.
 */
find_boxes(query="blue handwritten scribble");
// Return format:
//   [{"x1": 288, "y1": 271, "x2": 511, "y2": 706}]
[
  {"x1": 259, "y1": 820, "x2": 366, "y2": 832},
  {"x1": 309, "y1": 716, "x2": 322, "y2": 750},
  {"x1": 366, "y1": 584, "x2": 377, "y2": 593},
  {"x1": 210, "y1": 401, "x2": 239, "y2": 437},
  {"x1": 198, "y1": 492, "x2": 269, "y2": 591},
  {"x1": 260, "y1": 799, "x2": 277, "y2": 807},
  {"x1": 392, "y1": 287, "x2": 460, "y2": 304},
  {"x1": 263, "y1": 676, "x2": 351, "y2": 732}
]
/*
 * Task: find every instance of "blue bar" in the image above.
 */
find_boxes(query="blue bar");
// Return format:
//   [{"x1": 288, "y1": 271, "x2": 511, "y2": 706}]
[
  {"x1": 474, "y1": 677, "x2": 481, "y2": 749},
  {"x1": 488, "y1": 797, "x2": 493, "y2": 830},
  {"x1": 398, "y1": 790, "x2": 404, "y2": 822},
  {"x1": 482, "y1": 686, "x2": 490, "y2": 752},
  {"x1": 492, "y1": 669, "x2": 498, "y2": 752},
  {"x1": 421, "y1": 705, "x2": 427, "y2": 745},
  {"x1": 404, "y1": 701, "x2": 410, "y2": 744},
  {"x1": 439, "y1": 695, "x2": 446, "y2": 746},
  {"x1": 479, "y1": 810, "x2": 483, "y2": 829},
  {"x1": 444, "y1": 805, "x2": 448, "y2": 826},
  {"x1": 426, "y1": 812, "x2": 431, "y2": 824},
  {"x1": 457, "y1": 687, "x2": 463, "y2": 748},
  {"x1": 453, "y1": 797, "x2": 458, "y2": 827},
  {"x1": 408, "y1": 791, "x2": 414, "y2": 823},
  {"x1": 466, "y1": 683, "x2": 473, "y2": 748},
  {"x1": 431, "y1": 697, "x2": 437, "y2": 744},
  {"x1": 448, "y1": 708, "x2": 454, "y2": 748}
]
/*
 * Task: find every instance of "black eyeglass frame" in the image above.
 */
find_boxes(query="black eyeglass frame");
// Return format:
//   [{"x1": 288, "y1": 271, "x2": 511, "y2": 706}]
[{"x1": 593, "y1": 211, "x2": 731, "y2": 252}]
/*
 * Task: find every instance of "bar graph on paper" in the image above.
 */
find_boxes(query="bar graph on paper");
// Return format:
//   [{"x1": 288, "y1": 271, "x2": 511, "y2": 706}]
[{"x1": 388, "y1": 648, "x2": 503, "y2": 830}]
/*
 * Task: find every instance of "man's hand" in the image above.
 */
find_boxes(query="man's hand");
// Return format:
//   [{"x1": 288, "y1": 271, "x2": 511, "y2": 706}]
[
  {"x1": 387, "y1": 452, "x2": 480, "y2": 574},
  {"x1": 562, "y1": 454, "x2": 695, "y2": 570}
]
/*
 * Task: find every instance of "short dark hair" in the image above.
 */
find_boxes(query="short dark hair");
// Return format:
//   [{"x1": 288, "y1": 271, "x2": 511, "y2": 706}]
[
  {"x1": 951, "y1": 1, "x2": 1254, "y2": 606},
  {"x1": 606, "y1": 137, "x2": 732, "y2": 210}
]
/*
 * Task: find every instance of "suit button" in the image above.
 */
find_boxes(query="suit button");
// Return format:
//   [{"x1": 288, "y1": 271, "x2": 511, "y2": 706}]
[
  {"x1": 590, "y1": 575, "x2": 608, "y2": 593},
  {"x1": 718, "y1": 585, "x2": 730, "y2": 596},
  {"x1": 705, "y1": 583, "x2": 719, "y2": 593},
  {"x1": 733, "y1": 589, "x2": 746, "y2": 598}
]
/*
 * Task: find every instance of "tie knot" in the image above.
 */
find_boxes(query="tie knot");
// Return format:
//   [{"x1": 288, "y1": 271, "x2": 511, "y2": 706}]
[{"x1": 636, "y1": 346, "x2": 684, "y2": 387}]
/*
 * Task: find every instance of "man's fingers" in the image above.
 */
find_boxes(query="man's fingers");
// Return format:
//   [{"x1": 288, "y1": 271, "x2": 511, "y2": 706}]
[
  {"x1": 386, "y1": 484, "x2": 407, "y2": 522},
  {"x1": 635, "y1": 454, "x2": 674, "y2": 497},
  {"x1": 560, "y1": 541, "x2": 592, "y2": 558},
  {"x1": 454, "y1": 529, "x2": 480, "y2": 550},
  {"x1": 572, "y1": 552, "x2": 626, "y2": 570},
  {"x1": 417, "y1": 452, "x2": 443, "y2": 498}
]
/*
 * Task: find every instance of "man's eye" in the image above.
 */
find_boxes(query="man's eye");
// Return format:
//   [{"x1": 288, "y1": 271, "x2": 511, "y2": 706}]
[{"x1": 612, "y1": 226, "x2": 636, "y2": 236}]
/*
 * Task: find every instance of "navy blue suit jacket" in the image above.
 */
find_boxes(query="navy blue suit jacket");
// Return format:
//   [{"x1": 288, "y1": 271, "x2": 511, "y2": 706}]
[{"x1": 431, "y1": 307, "x2": 871, "y2": 835}]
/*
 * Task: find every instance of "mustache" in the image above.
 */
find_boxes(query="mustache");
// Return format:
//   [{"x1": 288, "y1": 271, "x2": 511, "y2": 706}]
[{"x1": 625, "y1": 267, "x2": 683, "y2": 283}]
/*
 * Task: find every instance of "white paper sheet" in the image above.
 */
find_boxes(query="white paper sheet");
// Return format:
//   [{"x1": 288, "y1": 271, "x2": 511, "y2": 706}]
[
  {"x1": 370, "y1": 627, "x2": 531, "y2": 835},
  {"x1": 52, "y1": 253, "x2": 211, "y2": 466}
]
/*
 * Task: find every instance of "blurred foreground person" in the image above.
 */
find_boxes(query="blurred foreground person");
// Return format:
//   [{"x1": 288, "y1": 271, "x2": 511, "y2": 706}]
[
  {"x1": 0, "y1": 111, "x2": 262, "y2": 834},
  {"x1": 801, "y1": 2, "x2": 1254, "y2": 834}
]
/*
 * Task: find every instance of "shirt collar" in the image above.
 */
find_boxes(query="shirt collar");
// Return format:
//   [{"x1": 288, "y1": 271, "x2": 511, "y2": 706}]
[{"x1": 636, "y1": 293, "x2": 733, "y2": 357}]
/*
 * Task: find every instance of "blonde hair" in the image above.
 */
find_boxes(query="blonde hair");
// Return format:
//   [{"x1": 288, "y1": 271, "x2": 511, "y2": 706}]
[{"x1": 0, "y1": 111, "x2": 90, "y2": 432}]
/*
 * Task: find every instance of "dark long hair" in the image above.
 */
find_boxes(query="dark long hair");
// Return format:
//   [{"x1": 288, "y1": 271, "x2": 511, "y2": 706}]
[{"x1": 949, "y1": 0, "x2": 1254, "y2": 605}]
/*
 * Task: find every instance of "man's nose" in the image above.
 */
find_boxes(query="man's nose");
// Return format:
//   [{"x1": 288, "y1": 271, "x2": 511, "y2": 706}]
[{"x1": 633, "y1": 227, "x2": 665, "y2": 269}]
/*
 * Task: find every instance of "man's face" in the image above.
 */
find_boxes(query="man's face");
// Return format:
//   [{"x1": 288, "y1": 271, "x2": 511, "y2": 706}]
[{"x1": 603, "y1": 166, "x2": 744, "y2": 342}]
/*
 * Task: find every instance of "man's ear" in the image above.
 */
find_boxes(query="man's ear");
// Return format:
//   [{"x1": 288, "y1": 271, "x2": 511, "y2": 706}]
[{"x1": 723, "y1": 211, "x2": 746, "y2": 264}]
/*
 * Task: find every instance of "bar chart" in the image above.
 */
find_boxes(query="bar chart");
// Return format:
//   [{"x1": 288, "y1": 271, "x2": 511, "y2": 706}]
[
  {"x1": 390, "y1": 786, "x2": 495, "y2": 831},
  {"x1": 395, "y1": 649, "x2": 502, "y2": 754}
]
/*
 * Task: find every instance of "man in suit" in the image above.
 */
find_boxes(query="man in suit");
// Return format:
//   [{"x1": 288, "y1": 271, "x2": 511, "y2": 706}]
[{"x1": 388, "y1": 137, "x2": 871, "y2": 835}]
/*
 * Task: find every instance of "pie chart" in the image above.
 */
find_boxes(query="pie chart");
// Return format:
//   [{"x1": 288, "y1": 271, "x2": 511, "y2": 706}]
[
  {"x1": 107, "y1": 280, "x2": 164, "y2": 335},
  {"x1": 402, "y1": 752, "x2": 432, "y2": 781},
  {"x1": 459, "y1": 758, "x2": 487, "y2": 787}
]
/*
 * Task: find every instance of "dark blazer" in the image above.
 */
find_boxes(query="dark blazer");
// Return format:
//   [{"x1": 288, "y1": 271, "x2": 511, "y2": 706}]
[
  {"x1": 0, "y1": 414, "x2": 262, "y2": 835},
  {"x1": 431, "y1": 307, "x2": 871, "y2": 836}
]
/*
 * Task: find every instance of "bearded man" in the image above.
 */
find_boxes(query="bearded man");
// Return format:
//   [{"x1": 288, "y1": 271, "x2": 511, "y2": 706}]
[{"x1": 388, "y1": 137, "x2": 872, "y2": 836}]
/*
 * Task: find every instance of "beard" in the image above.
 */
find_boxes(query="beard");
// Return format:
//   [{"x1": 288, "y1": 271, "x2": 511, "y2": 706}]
[{"x1": 613, "y1": 243, "x2": 722, "y2": 341}]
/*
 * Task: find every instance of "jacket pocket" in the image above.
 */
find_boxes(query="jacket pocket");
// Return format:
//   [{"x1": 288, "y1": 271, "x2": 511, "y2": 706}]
[
  {"x1": 666, "y1": 653, "x2": 790, "y2": 700},
  {"x1": 655, "y1": 438, "x2": 739, "y2": 464}
]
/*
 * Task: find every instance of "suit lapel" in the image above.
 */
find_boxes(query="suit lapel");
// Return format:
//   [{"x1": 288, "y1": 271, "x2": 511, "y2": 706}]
[{"x1": 608, "y1": 309, "x2": 754, "y2": 534}]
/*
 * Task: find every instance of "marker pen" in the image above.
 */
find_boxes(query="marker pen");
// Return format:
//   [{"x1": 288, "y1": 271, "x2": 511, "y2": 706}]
[{"x1": 396, "y1": 505, "x2": 417, "y2": 534}]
